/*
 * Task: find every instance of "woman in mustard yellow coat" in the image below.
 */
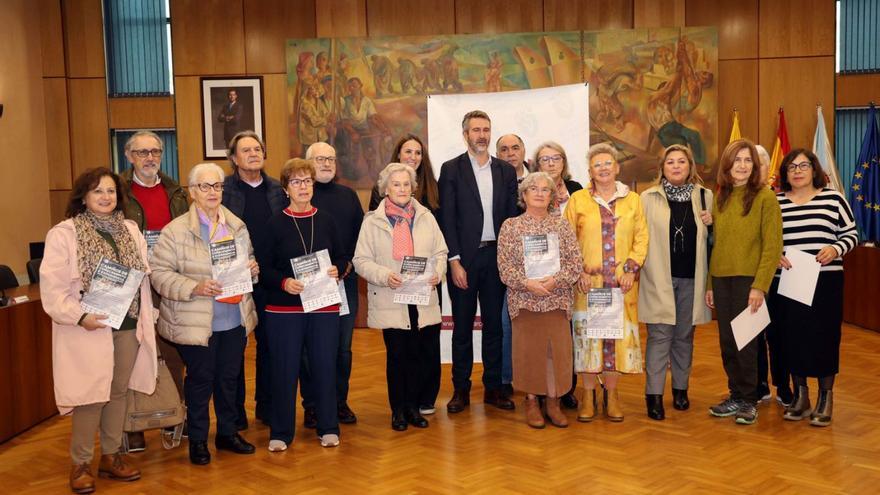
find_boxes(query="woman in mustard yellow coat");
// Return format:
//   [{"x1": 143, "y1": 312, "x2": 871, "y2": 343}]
[{"x1": 564, "y1": 143, "x2": 648, "y2": 423}]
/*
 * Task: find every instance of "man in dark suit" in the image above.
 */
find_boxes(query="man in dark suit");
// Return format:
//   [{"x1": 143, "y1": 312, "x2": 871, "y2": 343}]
[
  {"x1": 218, "y1": 89, "x2": 245, "y2": 147},
  {"x1": 439, "y1": 110, "x2": 519, "y2": 413}
]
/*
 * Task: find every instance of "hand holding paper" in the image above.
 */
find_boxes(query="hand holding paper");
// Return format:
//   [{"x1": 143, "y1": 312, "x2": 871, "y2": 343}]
[
  {"x1": 778, "y1": 248, "x2": 821, "y2": 306},
  {"x1": 731, "y1": 302, "x2": 770, "y2": 351}
]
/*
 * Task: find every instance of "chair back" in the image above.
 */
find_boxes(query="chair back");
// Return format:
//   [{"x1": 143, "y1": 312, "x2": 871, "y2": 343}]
[
  {"x1": 0, "y1": 265, "x2": 19, "y2": 290},
  {"x1": 26, "y1": 258, "x2": 42, "y2": 284}
]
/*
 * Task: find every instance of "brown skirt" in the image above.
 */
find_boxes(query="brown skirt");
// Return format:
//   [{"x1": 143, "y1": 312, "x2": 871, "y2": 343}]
[{"x1": 512, "y1": 309, "x2": 573, "y2": 396}]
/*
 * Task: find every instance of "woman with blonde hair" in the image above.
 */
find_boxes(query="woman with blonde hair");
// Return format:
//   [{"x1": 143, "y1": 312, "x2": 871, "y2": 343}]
[
  {"x1": 639, "y1": 144, "x2": 713, "y2": 420},
  {"x1": 565, "y1": 143, "x2": 648, "y2": 423}
]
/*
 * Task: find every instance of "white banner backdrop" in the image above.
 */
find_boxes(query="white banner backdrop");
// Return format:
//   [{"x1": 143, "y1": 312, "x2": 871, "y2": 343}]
[{"x1": 426, "y1": 83, "x2": 590, "y2": 363}]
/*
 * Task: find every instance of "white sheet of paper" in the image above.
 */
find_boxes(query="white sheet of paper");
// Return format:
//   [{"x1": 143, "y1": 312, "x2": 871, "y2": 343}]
[
  {"x1": 777, "y1": 248, "x2": 822, "y2": 306},
  {"x1": 731, "y1": 302, "x2": 771, "y2": 351}
]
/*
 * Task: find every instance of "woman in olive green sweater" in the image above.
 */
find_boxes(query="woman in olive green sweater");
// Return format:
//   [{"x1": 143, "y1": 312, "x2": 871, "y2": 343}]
[{"x1": 704, "y1": 139, "x2": 782, "y2": 426}]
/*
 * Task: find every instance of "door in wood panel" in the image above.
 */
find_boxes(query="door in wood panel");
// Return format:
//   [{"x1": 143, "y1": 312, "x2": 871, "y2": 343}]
[
  {"x1": 67, "y1": 78, "x2": 110, "y2": 176},
  {"x1": 758, "y1": 56, "x2": 834, "y2": 151},
  {"x1": 367, "y1": 0, "x2": 455, "y2": 36},
  {"x1": 244, "y1": 0, "x2": 316, "y2": 74},
  {"x1": 759, "y1": 0, "x2": 835, "y2": 58},
  {"x1": 171, "y1": 0, "x2": 246, "y2": 76},
  {"x1": 316, "y1": 0, "x2": 367, "y2": 38},
  {"x1": 685, "y1": 0, "x2": 758, "y2": 60},
  {"x1": 455, "y1": 0, "x2": 544, "y2": 34},
  {"x1": 544, "y1": 0, "x2": 634, "y2": 31}
]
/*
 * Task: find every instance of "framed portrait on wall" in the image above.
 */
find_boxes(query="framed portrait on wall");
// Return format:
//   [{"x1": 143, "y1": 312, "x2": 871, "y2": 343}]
[{"x1": 200, "y1": 76, "x2": 265, "y2": 159}]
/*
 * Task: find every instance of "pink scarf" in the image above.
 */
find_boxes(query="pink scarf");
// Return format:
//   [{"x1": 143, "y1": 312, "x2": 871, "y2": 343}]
[{"x1": 385, "y1": 199, "x2": 415, "y2": 260}]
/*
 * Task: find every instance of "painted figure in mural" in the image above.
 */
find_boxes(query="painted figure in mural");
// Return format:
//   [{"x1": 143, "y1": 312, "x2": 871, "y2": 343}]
[
  {"x1": 371, "y1": 55, "x2": 394, "y2": 98},
  {"x1": 339, "y1": 77, "x2": 391, "y2": 181},
  {"x1": 315, "y1": 51, "x2": 331, "y2": 81},
  {"x1": 218, "y1": 89, "x2": 245, "y2": 147},
  {"x1": 441, "y1": 55, "x2": 463, "y2": 92},
  {"x1": 298, "y1": 81, "x2": 331, "y2": 156},
  {"x1": 319, "y1": 75, "x2": 339, "y2": 146},
  {"x1": 419, "y1": 58, "x2": 442, "y2": 93},
  {"x1": 485, "y1": 52, "x2": 503, "y2": 93},
  {"x1": 398, "y1": 57, "x2": 417, "y2": 94},
  {"x1": 647, "y1": 40, "x2": 712, "y2": 164},
  {"x1": 590, "y1": 66, "x2": 638, "y2": 133}
]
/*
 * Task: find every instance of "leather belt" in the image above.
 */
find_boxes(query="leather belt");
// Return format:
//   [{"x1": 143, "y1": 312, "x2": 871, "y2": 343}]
[{"x1": 478, "y1": 240, "x2": 497, "y2": 248}]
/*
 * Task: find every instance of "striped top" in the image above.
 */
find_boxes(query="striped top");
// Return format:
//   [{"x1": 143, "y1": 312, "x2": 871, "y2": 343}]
[{"x1": 776, "y1": 188, "x2": 858, "y2": 274}]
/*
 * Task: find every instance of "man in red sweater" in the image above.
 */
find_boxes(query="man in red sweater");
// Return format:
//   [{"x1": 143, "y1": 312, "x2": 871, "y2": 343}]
[{"x1": 119, "y1": 130, "x2": 189, "y2": 452}]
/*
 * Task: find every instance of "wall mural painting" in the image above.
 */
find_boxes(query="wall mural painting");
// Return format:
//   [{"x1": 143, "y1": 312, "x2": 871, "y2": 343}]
[{"x1": 287, "y1": 27, "x2": 717, "y2": 190}]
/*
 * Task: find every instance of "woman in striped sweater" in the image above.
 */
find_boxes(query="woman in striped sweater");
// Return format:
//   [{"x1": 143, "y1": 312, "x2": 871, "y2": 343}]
[{"x1": 773, "y1": 149, "x2": 858, "y2": 427}]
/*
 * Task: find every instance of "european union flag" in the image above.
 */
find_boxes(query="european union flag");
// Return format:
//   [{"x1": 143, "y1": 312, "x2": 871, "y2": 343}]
[{"x1": 850, "y1": 104, "x2": 880, "y2": 243}]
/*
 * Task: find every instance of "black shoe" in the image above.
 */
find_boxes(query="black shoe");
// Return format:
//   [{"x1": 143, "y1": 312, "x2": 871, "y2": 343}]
[
  {"x1": 484, "y1": 389, "x2": 516, "y2": 410},
  {"x1": 446, "y1": 390, "x2": 470, "y2": 413},
  {"x1": 501, "y1": 383, "x2": 514, "y2": 399},
  {"x1": 391, "y1": 411, "x2": 408, "y2": 431},
  {"x1": 646, "y1": 394, "x2": 665, "y2": 420},
  {"x1": 189, "y1": 441, "x2": 211, "y2": 465},
  {"x1": 215, "y1": 433, "x2": 255, "y2": 455},
  {"x1": 303, "y1": 407, "x2": 318, "y2": 429},
  {"x1": 338, "y1": 403, "x2": 358, "y2": 424},
  {"x1": 672, "y1": 388, "x2": 690, "y2": 411},
  {"x1": 560, "y1": 391, "x2": 579, "y2": 410},
  {"x1": 404, "y1": 409, "x2": 429, "y2": 428}
]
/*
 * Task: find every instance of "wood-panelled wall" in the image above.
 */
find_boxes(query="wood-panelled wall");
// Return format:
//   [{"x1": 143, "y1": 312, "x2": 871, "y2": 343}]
[{"x1": 34, "y1": 0, "x2": 837, "y2": 224}]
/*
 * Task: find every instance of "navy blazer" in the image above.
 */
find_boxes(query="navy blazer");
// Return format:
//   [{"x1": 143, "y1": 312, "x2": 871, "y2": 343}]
[{"x1": 438, "y1": 152, "x2": 519, "y2": 270}]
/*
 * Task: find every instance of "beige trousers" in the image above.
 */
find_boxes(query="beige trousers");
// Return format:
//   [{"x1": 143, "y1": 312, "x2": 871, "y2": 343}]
[{"x1": 69, "y1": 329, "x2": 139, "y2": 464}]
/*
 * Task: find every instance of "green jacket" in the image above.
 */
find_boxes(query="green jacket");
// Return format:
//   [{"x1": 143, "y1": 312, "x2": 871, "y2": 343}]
[{"x1": 119, "y1": 168, "x2": 189, "y2": 231}]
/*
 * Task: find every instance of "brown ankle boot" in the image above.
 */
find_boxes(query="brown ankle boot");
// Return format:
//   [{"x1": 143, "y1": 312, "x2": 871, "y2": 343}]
[
  {"x1": 69, "y1": 463, "x2": 95, "y2": 494},
  {"x1": 524, "y1": 396, "x2": 545, "y2": 429},
  {"x1": 98, "y1": 452, "x2": 141, "y2": 481},
  {"x1": 605, "y1": 388, "x2": 624, "y2": 422},
  {"x1": 578, "y1": 388, "x2": 597, "y2": 422},
  {"x1": 545, "y1": 397, "x2": 569, "y2": 428}
]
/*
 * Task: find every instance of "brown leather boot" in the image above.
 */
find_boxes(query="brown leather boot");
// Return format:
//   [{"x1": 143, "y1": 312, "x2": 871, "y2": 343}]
[
  {"x1": 545, "y1": 397, "x2": 569, "y2": 428},
  {"x1": 605, "y1": 387, "x2": 624, "y2": 422},
  {"x1": 577, "y1": 388, "x2": 597, "y2": 422},
  {"x1": 69, "y1": 463, "x2": 95, "y2": 494},
  {"x1": 524, "y1": 396, "x2": 545, "y2": 429},
  {"x1": 98, "y1": 452, "x2": 141, "y2": 481}
]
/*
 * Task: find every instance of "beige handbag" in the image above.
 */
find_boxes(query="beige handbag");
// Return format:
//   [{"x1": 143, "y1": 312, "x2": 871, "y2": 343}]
[{"x1": 122, "y1": 357, "x2": 186, "y2": 450}]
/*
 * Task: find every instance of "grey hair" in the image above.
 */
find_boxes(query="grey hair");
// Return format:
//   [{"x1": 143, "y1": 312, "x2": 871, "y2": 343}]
[
  {"x1": 754, "y1": 144, "x2": 771, "y2": 167},
  {"x1": 587, "y1": 142, "x2": 620, "y2": 164},
  {"x1": 517, "y1": 171, "x2": 557, "y2": 212},
  {"x1": 188, "y1": 162, "x2": 226, "y2": 187},
  {"x1": 305, "y1": 141, "x2": 335, "y2": 160},
  {"x1": 377, "y1": 162, "x2": 418, "y2": 198},
  {"x1": 124, "y1": 130, "x2": 163, "y2": 151}
]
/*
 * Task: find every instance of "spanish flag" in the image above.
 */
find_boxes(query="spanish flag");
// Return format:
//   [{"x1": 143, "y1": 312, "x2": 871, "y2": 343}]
[
  {"x1": 768, "y1": 108, "x2": 790, "y2": 190},
  {"x1": 729, "y1": 109, "x2": 742, "y2": 143}
]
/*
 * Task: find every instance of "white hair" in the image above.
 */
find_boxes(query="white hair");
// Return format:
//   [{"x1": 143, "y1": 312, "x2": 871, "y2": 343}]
[
  {"x1": 377, "y1": 163, "x2": 418, "y2": 197},
  {"x1": 754, "y1": 144, "x2": 771, "y2": 167},
  {"x1": 188, "y1": 162, "x2": 225, "y2": 186}
]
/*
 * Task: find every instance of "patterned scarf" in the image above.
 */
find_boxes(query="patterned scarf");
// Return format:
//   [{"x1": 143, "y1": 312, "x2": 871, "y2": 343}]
[
  {"x1": 385, "y1": 199, "x2": 415, "y2": 261},
  {"x1": 661, "y1": 178, "x2": 694, "y2": 203},
  {"x1": 554, "y1": 179, "x2": 570, "y2": 213},
  {"x1": 198, "y1": 206, "x2": 242, "y2": 304},
  {"x1": 74, "y1": 210, "x2": 144, "y2": 319}
]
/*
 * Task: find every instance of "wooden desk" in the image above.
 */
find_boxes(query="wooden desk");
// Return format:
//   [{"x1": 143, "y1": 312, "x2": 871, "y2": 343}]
[
  {"x1": 843, "y1": 245, "x2": 880, "y2": 333},
  {"x1": 0, "y1": 284, "x2": 56, "y2": 444}
]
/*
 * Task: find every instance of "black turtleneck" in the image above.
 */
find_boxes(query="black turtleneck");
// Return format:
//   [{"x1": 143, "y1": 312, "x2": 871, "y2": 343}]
[{"x1": 310, "y1": 180, "x2": 364, "y2": 265}]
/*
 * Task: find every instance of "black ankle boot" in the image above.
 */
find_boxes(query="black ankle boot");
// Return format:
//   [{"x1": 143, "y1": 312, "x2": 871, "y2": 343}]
[
  {"x1": 646, "y1": 394, "x2": 665, "y2": 420},
  {"x1": 672, "y1": 388, "x2": 690, "y2": 410}
]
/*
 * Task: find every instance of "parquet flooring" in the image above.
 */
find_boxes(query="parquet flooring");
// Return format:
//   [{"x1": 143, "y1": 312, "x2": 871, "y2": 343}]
[{"x1": 2, "y1": 322, "x2": 880, "y2": 494}]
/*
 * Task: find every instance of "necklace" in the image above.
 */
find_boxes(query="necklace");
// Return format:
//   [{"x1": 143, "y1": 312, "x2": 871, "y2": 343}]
[
  {"x1": 670, "y1": 202, "x2": 691, "y2": 253},
  {"x1": 291, "y1": 210, "x2": 315, "y2": 254}
]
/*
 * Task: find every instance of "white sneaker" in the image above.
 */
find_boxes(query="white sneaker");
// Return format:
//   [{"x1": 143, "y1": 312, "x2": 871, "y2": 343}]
[
  {"x1": 319, "y1": 434, "x2": 340, "y2": 448},
  {"x1": 268, "y1": 439, "x2": 287, "y2": 452},
  {"x1": 419, "y1": 405, "x2": 436, "y2": 415}
]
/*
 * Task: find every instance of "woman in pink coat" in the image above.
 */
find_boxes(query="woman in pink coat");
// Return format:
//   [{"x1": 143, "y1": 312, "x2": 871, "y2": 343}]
[{"x1": 40, "y1": 167, "x2": 157, "y2": 495}]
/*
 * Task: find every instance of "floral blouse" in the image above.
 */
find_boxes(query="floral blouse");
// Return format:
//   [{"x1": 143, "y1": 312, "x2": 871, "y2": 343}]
[{"x1": 497, "y1": 212, "x2": 583, "y2": 319}]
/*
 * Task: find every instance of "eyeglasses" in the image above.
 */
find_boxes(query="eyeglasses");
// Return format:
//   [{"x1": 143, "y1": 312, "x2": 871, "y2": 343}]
[
  {"x1": 786, "y1": 162, "x2": 812, "y2": 172},
  {"x1": 131, "y1": 148, "x2": 163, "y2": 158},
  {"x1": 538, "y1": 155, "x2": 564, "y2": 164},
  {"x1": 313, "y1": 156, "x2": 336, "y2": 164},
  {"x1": 289, "y1": 178, "x2": 314, "y2": 187},
  {"x1": 195, "y1": 182, "x2": 223, "y2": 192},
  {"x1": 591, "y1": 160, "x2": 614, "y2": 169}
]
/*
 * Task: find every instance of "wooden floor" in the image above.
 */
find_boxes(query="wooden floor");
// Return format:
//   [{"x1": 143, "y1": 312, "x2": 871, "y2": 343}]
[{"x1": 2, "y1": 322, "x2": 880, "y2": 494}]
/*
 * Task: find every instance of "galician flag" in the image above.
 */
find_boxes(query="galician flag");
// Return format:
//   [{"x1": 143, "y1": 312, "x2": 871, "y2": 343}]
[
  {"x1": 813, "y1": 105, "x2": 844, "y2": 191},
  {"x1": 729, "y1": 109, "x2": 742, "y2": 143}
]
